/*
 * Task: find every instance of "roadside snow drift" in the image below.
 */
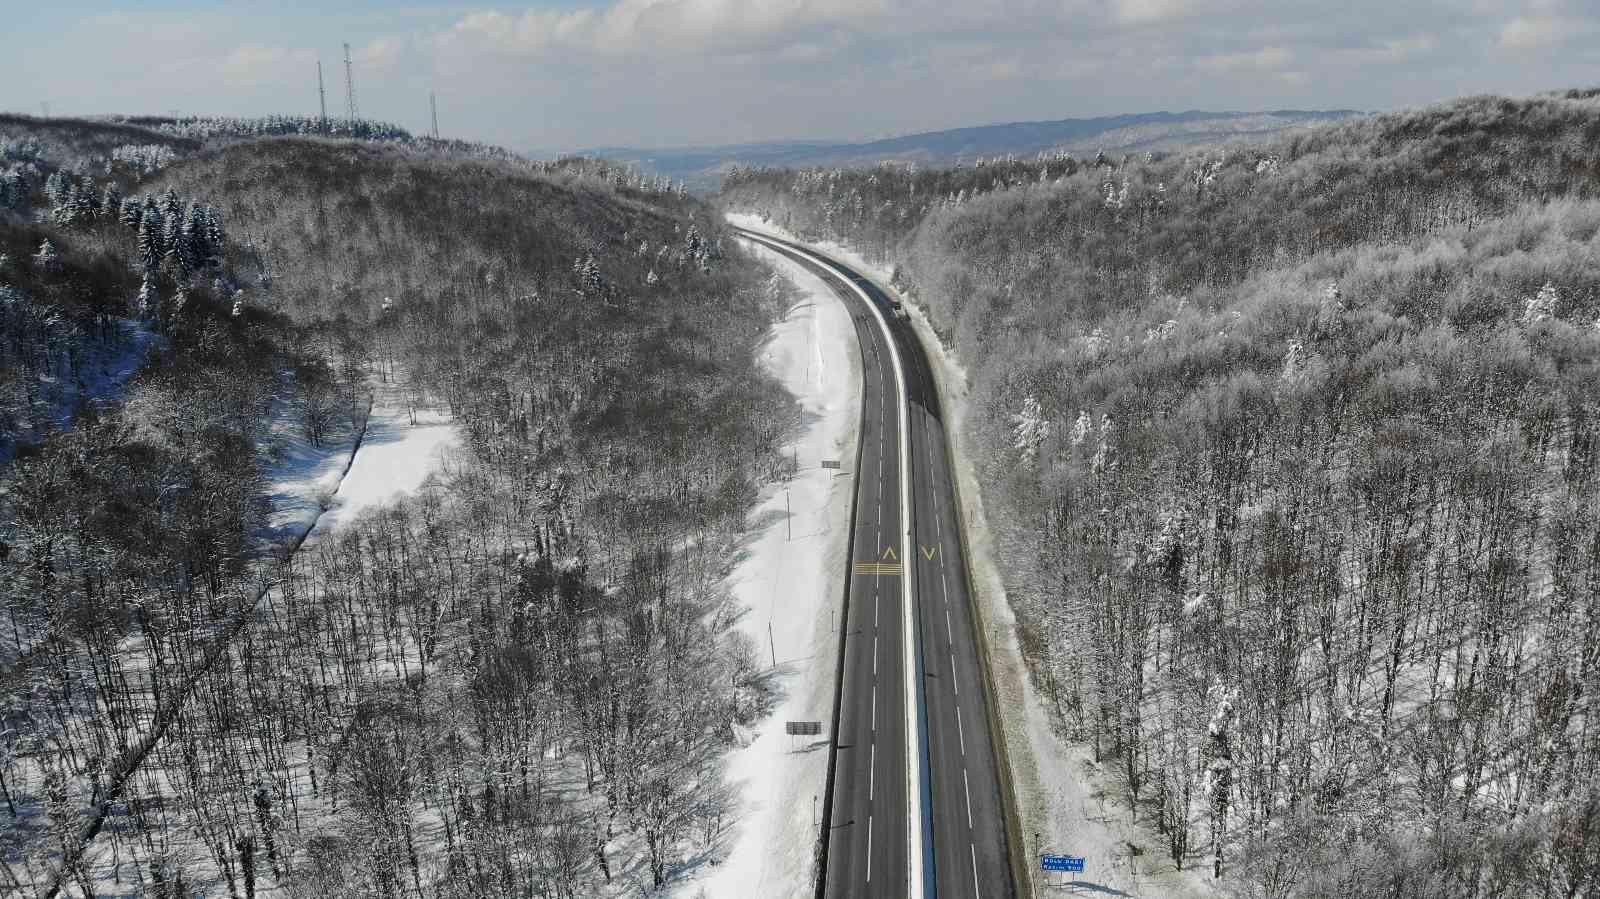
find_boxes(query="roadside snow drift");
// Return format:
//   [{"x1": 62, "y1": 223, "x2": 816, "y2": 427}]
[{"x1": 681, "y1": 236, "x2": 862, "y2": 898}]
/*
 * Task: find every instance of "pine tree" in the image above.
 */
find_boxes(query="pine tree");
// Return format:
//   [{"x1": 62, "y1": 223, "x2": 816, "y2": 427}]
[
  {"x1": 101, "y1": 185, "x2": 122, "y2": 222},
  {"x1": 203, "y1": 206, "x2": 225, "y2": 251},
  {"x1": 185, "y1": 204, "x2": 211, "y2": 266},
  {"x1": 138, "y1": 208, "x2": 163, "y2": 273},
  {"x1": 52, "y1": 182, "x2": 81, "y2": 226},
  {"x1": 578, "y1": 255, "x2": 604, "y2": 295},
  {"x1": 44, "y1": 171, "x2": 67, "y2": 206},
  {"x1": 120, "y1": 197, "x2": 143, "y2": 230},
  {"x1": 70, "y1": 184, "x2": 96, "y2": 224},
  {"x1": 78, "y1": 180, "x2": 101, "y2": 218},
  {"x1": 177, "y1": 208, "x2": 202, "y2": 273},
  {"x1": 160, "y1": 188, "x2": 182, "y2": 223},
  {"x1": 162, "y1": 208, "x2": 191, "y2": 277}
]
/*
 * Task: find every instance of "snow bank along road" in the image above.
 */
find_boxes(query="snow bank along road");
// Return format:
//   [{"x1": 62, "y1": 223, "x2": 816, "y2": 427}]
[{"x1": 738, "y1": 229, "x2": 1019, "y2": 899}]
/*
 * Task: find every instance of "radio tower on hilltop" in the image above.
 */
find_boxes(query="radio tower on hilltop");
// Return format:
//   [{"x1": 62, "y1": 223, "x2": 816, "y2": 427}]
[
  {"x1": 343, "y1": 43, "x2": 359, "y2": 121},
  {"x1": 430, "y1": 92, "x2": 439, "y2": 139},
  {"x1": 316, "y1": 60, "x2": 328, "y2": 127}
]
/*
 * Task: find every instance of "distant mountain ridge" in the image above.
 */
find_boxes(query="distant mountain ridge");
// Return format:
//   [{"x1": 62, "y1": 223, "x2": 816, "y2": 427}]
[{"x1": 583, "y1": 108, "x2": 1366, "y2": 190}]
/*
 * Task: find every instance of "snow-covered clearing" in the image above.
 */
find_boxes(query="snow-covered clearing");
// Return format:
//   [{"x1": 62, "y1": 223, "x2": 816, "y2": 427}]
[
  {"x1": 260, "y1": 380, "x2": 457, "y2": 548},
  {"x1": 673, "y1": 237, "x2": 861, "y2": 898},
  {"x1": 307, "y1": 396, "x2": 457, "y2": 538},
  {"x1": 726, "y1": 211, "x2": 1219, "y2": 898}
]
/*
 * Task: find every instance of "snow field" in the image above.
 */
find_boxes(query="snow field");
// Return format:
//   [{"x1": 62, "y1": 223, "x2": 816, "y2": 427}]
[{"x1": 677, "y1": 238, "x2": 862, "y2": 898}]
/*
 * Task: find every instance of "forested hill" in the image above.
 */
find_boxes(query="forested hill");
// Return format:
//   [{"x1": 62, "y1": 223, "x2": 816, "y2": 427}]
[
  {"x1": 1, "y1": 114, "x2": 796, "y2": 895},
  {"x1": 722, "y1": 87, "x2": 1600, "y2": 897}
]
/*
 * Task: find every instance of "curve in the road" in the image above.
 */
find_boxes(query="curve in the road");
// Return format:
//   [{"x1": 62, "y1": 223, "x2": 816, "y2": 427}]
[{"x1": 738, "y1": 228, "x2": 1019, "y2": 899}]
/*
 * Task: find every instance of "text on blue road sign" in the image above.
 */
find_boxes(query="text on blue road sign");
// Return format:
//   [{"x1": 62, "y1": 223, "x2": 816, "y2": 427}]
[{"x1": 1041, "y1": 855, "x2": 1086, "y2": 873}]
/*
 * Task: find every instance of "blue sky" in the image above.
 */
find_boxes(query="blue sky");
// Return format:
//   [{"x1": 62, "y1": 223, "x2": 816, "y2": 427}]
[{"x1": 4, "y1": 1, "x2": 1597, "y2": 152}]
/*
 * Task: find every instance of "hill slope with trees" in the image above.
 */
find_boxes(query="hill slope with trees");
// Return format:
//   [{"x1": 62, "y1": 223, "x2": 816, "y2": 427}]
[
  {"x1": 722, "y1": 88, "x2": 1600, "y2": 897},
  {"x1": 1, "y1": 115, "x2": 796, "y2": 896}
]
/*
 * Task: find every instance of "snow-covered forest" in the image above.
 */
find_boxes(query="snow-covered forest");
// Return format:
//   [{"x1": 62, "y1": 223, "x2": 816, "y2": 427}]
[
  {"x1": 722, "y1": 88, "x2": 1600, "y2": 897},
  {"x1": 0, "y1": 113, "x2": 797, "y2": 897}
]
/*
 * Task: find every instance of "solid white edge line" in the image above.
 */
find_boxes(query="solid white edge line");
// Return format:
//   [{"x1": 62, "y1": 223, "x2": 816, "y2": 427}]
[{"x1": 740, "y1": 231, "x2": 927, "y2": 899}]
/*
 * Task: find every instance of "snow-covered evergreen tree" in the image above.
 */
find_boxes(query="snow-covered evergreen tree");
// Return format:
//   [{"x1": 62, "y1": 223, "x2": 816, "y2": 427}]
[
  {"x1": 43, "y1": 171, "x2": 67, "y2": 206},
  {"x1": 32, "y1": 239, "x2": 59, "y2": 273},
  {"x1": 119, "y1": 197, "x2": 142, "y2": 230},
  {"x1": 1010, "y1": 394, "x2": 1050, "y2": 464},
  {"x1": 138, "y1": 208, "x2": 163, "y2": 273},
  {"x1": 160, "y1": 188, "x2": 182, "y2": 224},
  {"x1": 52, "y1": 182, "x2": 82, "y2": 226},
  {"x1": 578, "y1": 255, "x2": 604, "y2": 295},
  {"x1": 162, "y1": 208, "x2": 191, "y2": 277},
  {"x1": 101, "y1": 184, "x2": 122, "y2": 222},
  {"x1": 203, "y1": 205, "x2": 225, "y2": 254},
  {"x1": 181, "y1": 205, "x2": 206, "y2": 269}
]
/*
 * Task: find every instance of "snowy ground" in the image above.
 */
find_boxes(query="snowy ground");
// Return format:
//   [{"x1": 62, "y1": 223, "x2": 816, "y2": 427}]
[
  {"x1": 726, "y1": 211, "x2": 1220, "y2": 898},
  {"x1": 307, "y1": 396, "x2": 457, "y2": 537},
  {"x1": 260, "y1": 380, "x2": 458, "y2": 546},
  {"x1": 673, "y1": 238, "x2": 862, "y2": 899}
]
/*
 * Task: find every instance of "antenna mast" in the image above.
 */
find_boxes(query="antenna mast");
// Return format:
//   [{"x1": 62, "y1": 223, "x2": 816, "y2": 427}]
[
  {"x1": 430, "y1": 92, "x2": 439, "y2": 139},
  {"x1": 343, "y1": 43, "x2": 359, "y2": 121},
  {"x1": 316, "y1": 60, "x2": 328, "y2": 128}
]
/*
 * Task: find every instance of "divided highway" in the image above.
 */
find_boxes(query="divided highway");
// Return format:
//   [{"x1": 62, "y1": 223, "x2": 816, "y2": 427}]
[{"x1": 738, "y1": 229, "x2": 1018, "y2": 899}]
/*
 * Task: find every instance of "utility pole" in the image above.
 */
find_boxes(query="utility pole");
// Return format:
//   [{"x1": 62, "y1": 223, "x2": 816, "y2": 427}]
[
  {"x1": 316, "y1": 60, "x2": 328, "y2": 128},
  {"x1": 429, "y1": 91, "x2": 439, "y2": 140},
  {"x1": 343, "y1": 42, "x2": 359, "y2": 121}
]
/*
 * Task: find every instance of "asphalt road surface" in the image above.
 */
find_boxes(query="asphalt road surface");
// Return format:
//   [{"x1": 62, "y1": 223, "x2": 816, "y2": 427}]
[{"x1": 738, "y1": 229, "x2": 1016, "y2": 899}]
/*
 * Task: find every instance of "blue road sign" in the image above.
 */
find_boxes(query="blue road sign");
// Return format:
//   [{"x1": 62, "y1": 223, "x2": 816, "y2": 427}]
[{"x1": 1041, "y1": 854, "x2": 1086, "y2": 873}]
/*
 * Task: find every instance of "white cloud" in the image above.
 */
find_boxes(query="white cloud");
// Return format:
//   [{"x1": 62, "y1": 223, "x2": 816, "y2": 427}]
[
  {"x1": 436, "y1": 0, "x2": 892, "y2": 58},
  {"x1": 1197, "y1": 45, "x2": 1292, "y2": 73},
  {"x1": 1499, "y1": 15, "x2": 1575, "y2": 48},
  {"x1": 220, "y1": 45, "x2": 318, "y2": 87},
  {"x1": 1111, "y1": 0, "x2": 1192, "y2": 25}
]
